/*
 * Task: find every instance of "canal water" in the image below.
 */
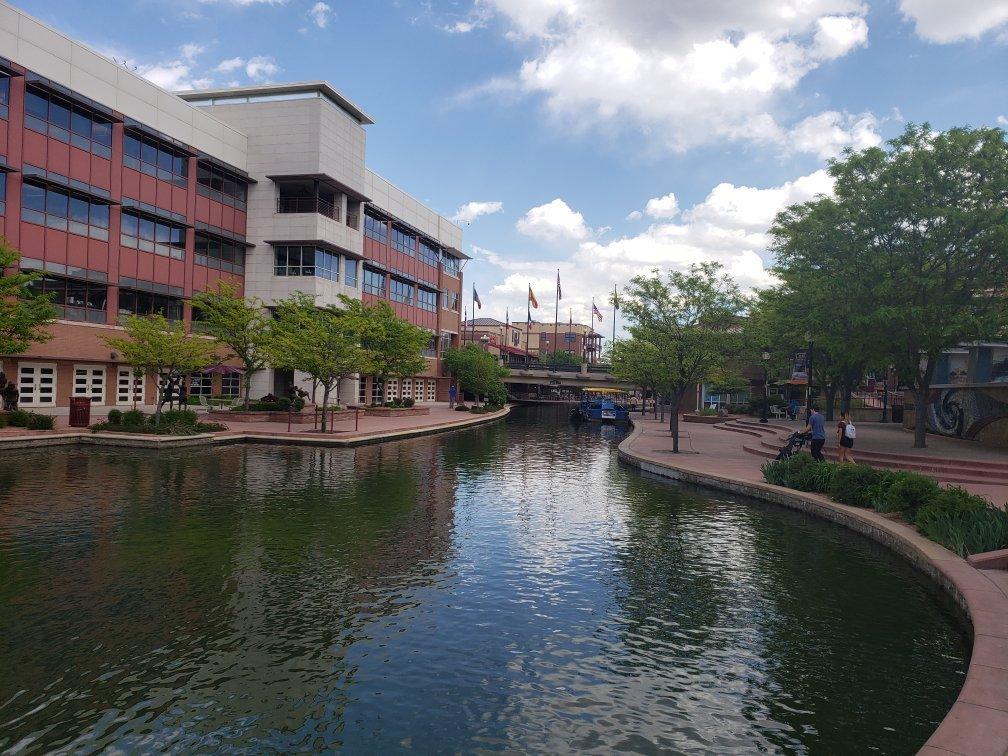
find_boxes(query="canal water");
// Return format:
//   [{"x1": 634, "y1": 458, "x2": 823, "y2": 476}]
[{"x1": 0, "y1": 405, "x2": 968, "y2": 754}]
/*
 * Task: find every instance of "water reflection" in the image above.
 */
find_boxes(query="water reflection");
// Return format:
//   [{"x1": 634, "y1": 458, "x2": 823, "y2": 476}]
[{"x1": 0, "y1": 407, "x2": 967, "y2": 753}]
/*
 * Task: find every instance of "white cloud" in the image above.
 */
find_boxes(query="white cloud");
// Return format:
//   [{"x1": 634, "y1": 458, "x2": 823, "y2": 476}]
[
  {"x1": 181, "y1": 43, "x2": 205, "y2": 62},
  {"x1": 899, "y1": 0, "x2": 1008, "y2": 43},
  {"x1": 477, "y1": 169, "x2": 833, "y2": 325},
  {"x1": 517, "y1": 198, "x2": 592, "y2": 240},
  {"x1": 626, "y1": 210, "x2": 643, "y2": 221},
  {"x1": 451, "y1": 200, "x2": 504, "y2": 224},
  {"x1": 308, "y1": 2, "x2": 332, "y2": 28},
  {"x1": 461, "y1": 0, "x2": 873, "y2": 153},
  {"x1": 245, "y1": 56, "x2": 279, "y2": 81},
  {"x1": 216, "y1": 56, "x2": 245, "y2": 73},
  {"x1": 644, "y1": 192, "x2": 679, "y2": 219},
  {"x1": 998, "y1": 115, "x2": 1008, "y2": 126},
  {"x1": 787, "y1": 110, "x2": 881, "y2": 159}
]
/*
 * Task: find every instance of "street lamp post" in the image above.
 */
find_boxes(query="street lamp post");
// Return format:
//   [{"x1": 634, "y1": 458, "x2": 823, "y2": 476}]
[
  {"x1": 804, "y1": 331, "x2": 814, "y2": 419},
  {"x1": 760, "y1": 347, "x2": 771, "y2": 423},
  {"x1": 881, "y1": 364, "x2": 893, "y2": 423},
  {"x1": 479, "y1": 333, "x2": 490, "y2": 352}
]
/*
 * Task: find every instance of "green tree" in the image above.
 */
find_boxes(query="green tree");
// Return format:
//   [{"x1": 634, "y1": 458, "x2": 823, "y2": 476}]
[
  {"x1": 619, "y1": 262, "x2": 747, "y2": 452},
  {"x1": 0, "y1": 238, "x2": 57, "y2": 355},
  {"x1": 104, "y1": 315, "x2": 218, "y2": 426},
  {"x1": 772, "y1": 124, "x2": 1008, "y2": 447},
  {"x1": 360, "y1": 300, "x2": 430, "y2": 402},
  {"x1": 190, "y1": 281, "x2": 272, "y2": 409},
  {"x1": 610, "y1": 337, "x2": 663, "y2": 416},
  {"x1": 541, "y1": 349, "x2": 581, "y2": 369},
  {"x1": 267, "y1": 292, "x2": 368, "y2": 430},
  {"x1": 443, "y1": 345, "x2": 509, "y2": 406}
]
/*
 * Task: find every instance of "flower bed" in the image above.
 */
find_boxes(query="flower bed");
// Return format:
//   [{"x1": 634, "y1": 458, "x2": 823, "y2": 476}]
[
  {"x1": 762, "y1": 453, "x2": 1008, "y2": 557},
  {"x1": 364, "y1": 406, "x2": 431, "y2": 417},
  {"x1": 209, "y1": 409, "x2": 314, "y2": 424},
  {"x1": 91, "y1": 408, "x2": 227, "y2": 436}
]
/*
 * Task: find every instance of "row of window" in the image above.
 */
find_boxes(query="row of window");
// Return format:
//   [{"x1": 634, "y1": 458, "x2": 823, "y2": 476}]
[
  {"x1": 189, "y1": 371, "x2": 240, "y2": 397},
  {"x1": 120, "y1": 211, "x2": 186, "y2": 260},
  {"x1": 21, "y1": 181, "x2": 110, "y2": 240},
  {"x1": 273, "y1": 245, "x2": 357, "y2": 285},
  {"x1": 25, "y1": 274, "x2": 107, "y2": 324},
  {"x1": 364, "y1": 212, "x2": 461, "y2": 277},
  {"x1": 362, "y1": 267, "x2": 385, "y2": 296},
  {"x1": 0, "y1": 74, "x2": 9, "y2": 119},
  {"x1": 197, "y1": 163, "x2": 248, "y2": 209},
  {"x1": 25, "y1": 86, "x2": 113, "y2": 159},
  {"x1": 17, "y1": 363, "x2": 148, "y2": 406},
  {"x1": 124, "y1": 133, "x2": 188, "y2": 187},
  {"x1": 118, "y1": 289, "x2": 183, "y2": 321},
  {"x1": 359, "y1": 377, "x2": 440, "y2": 405},
  {"x1": 195, "y1": 234, "x2": 246, "y2": 274}
]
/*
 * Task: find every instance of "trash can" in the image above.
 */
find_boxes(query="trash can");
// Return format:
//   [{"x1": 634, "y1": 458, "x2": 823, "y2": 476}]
[{"x1": 69, "y1": 396, "x2": 91, "y2": 428}]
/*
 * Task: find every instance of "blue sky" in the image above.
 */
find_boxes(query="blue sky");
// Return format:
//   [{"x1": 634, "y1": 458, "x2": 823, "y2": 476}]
[{"x1": 19, "y1": 0, "x2": 1008, "y2": 332}]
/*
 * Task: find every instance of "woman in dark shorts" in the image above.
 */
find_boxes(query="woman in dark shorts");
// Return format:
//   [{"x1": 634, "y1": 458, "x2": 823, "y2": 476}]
[{"x1": 837, "y1": 410, "x2": 855, "y2": 463}]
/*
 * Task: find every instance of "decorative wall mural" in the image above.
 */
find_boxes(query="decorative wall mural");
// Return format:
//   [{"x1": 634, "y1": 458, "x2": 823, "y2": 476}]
[{"x1": 927, "y1": 387, "x2": 1008, "y2": 442}]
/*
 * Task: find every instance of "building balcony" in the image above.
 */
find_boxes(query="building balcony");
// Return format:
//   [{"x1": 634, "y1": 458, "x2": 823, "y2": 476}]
[{"x1": 276, "y1": 195, "x2": 340, "y2": 222}]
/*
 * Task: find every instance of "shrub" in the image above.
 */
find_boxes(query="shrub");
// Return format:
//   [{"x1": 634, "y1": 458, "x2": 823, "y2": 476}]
[
  {"x1": 827, "y1": 464, "x2": 887, "y2": 507},
  {"x1": 915, "y1": 487, "x2": 1005, "y2": 556},
  {"x1": 195, "y1": 421, "x2": 228, "y2": 433},
  {"x1": 106, "y1": 409, "x2": 123, "y2": 426},
  {"x1": 159, "y1": 409, "x2": 198, "y2": 426},
  {"x1": 878, "y1": 472, "x2": 940, "y2": 518},
  {"x1": 761, "y1": 453, "x2": 815, "y2": 487},
  {"x1": 470, "y1": 405, "x2": 487, "y2": 414},
  {"x1": 0, "y1": 414, "x2": 7, "y2": 429},
  {"x1": 790, "y1": 461, "x2": 839, "y2": 493},
  {"x1": 25, "y1": 413, "x2": 55, "y2": 430},
  {"x1": 455, "y1": 404, "x2": 469, "y2": 411},
  {"x1": 403, "y1": 397, "x2": 415, "y2": 408},
  {"x1": 8, "y1": 410, "x2": 29, "y2": 427},
  {"x1": 121, "y1": 409, "x2": 147, "y2": 427},
  {"x1": 276, "y1": 396, "x2": 292, "y2": 411}
]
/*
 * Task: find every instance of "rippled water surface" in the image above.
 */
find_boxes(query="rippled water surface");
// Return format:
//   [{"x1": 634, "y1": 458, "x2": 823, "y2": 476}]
[{"x1": 0, "y1": 406, "x2": 968, "y2": 753}]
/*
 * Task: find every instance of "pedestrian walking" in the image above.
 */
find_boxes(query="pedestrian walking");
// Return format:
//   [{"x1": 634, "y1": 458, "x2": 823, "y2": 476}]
[
  {"x1": 448, "y1": 383, "x2": 457, "y2": 409},
  {"x1": 788, "y1": 398, "x2": 799, "y2": 420},
  {"x1": 805, "y1": 405, "x2": 826, "y2": 461},
  {"x1": 837, "y1": 410, "x2": 856, "y2": 464}
]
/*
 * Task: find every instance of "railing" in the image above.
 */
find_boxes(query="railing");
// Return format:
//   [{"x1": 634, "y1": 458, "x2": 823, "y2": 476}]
[
  {"x1": 346, "y1": 210, "x2": 359, "y2": 230},
  {"x1": 587, "y1": 364, "x2": 612, "y2": 373},
  {"x1": 276, "y1": 196, "x2": 340, "y2": 222}
]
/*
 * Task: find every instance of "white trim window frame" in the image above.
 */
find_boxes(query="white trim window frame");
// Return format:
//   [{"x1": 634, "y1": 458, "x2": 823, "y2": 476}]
[
  {"x1": 18, "y1": 362, "x2": 57, "y2": 407},
  {"x1": 72, "y1": 364, "x2": 106, "y2": 403}
]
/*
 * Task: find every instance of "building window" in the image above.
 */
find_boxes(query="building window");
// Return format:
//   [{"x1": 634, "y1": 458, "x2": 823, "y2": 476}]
[
  {"x1": 116, "y1": 368, "x2": 145, "y2": 406},
  {"x1": 402, "y1": 378, "x2": 412, "y2": 399},
  {"x1": 386, "y1": 379, "x2": 399, "y2": 400},
  {"x1": 196, "y1": 161, "x2": 248, "y2": 209},
  {"x1": 0, "y1": 73, "x2": 8, "y2": 119},
  {"x1": 442, "y1": 254, "x2": 460, "y2": 277},
  {"x1": 362, "y1": 267, "x2": 386, "y2": 296},
  {"x1": 189, "y1": 372, "x2": 213, "y2": 396},
  {"x1": 443, "y1": 290, "x2": 459, "y2": 312},
  {"x1": 0, "y1": 173, "x2": 5, "y2": 216},
  {"x1": 427, "y1": 379, "x2": 437, "y2": 402},
  {"x1": 195, "y1": 233, "x2": 245, "y2": 273},
  {"x1": 358, "y1": 377, "x2": 368, "y2": 405},
  {"x1": 121, "y1": 211, "x2": 186, "y2": 260},
  {"x1": 18, "y1": 363, "x2": 56, "y2": 407},
  {"x1": 440, "y1": 331, "x2": 453, "y2": 355},
  {"x1": 273, "y1": 245, "x2": 339, "y2": 281},
  {"x1": 25, "y1": 86, "x2": 112, "y2": 158},
  {"x1": 418, "y1": 288, "x2": 438, "y2": 313},
  {"x1": 392, "y1": 226, "x2": 416, "y2": 256},
  {"x1": 419, "y1": 240, "x2": 439, "y2": 267},
  {"x1": 72, "y1": 365, "x2": 106, "y2": 403},
  {"x1": 371, "y1": 377, "x2": 384, "y2": 405},
  {"x1": 21, "y1": 181, "x2": 109, "y2": 240},
  {"x1": 390, "y1": 278, "x2": 414, "y2": 305},
  {"x1": 25, "y1": 274, "x2": 107, "y2": 323},
  {"x1": 422, "y1": 334, "x2": 437, "y2": 358},
  {"x1": 118, "y1": 289, "x2": 183, "y2": 321},
  {"x1": 221, "y1": 373, "x2": 240, "y2": 398},
  {"x1": 364, "y1": 212, "x2": 388, "y2": 243},
  {"x1": 344, "y1": 258, "x2": 358, "y2": 288},
  {"x1": 123, "y1": 132, "x2": 188, "y2": 187}
]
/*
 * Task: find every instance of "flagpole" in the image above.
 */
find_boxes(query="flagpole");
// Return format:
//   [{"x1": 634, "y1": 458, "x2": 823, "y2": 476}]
[
  {"x1": 590, "y1": 297, "x2": 596, "y2": 365},
  {"x1": 525, "y1": 286, "x2": 531, "y2": 366},
  {"x1": 611, "y1": 283, "x2": 617, "y2": 353},
  {"x1": 552, "y1": 269, "x2": 560, "y2": 361}
]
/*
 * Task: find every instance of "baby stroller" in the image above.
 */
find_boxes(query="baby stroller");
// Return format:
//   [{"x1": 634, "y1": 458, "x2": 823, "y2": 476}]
[{"x1": 775, "y1": 431, "x2": 811, "y2": 460}]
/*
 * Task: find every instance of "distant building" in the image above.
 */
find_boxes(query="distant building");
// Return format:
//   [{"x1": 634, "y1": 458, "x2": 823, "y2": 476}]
[{"x1": 463, "y1": 319, "x2": 604, "y2": 364}]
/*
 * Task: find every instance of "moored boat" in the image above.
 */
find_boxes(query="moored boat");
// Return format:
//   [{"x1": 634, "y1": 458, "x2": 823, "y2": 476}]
[{"x1": 570, "y1": 389, "x2": 632, "y2": 423}]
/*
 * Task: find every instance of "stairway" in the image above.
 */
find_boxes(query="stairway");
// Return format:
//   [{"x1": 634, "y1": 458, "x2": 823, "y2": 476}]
[{"x1": 713, "y1": 418, "x2": 1008, "y2": 487}]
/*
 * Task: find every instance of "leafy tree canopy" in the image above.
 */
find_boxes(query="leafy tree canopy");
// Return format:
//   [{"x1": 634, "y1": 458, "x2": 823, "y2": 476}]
[{"x1": 0, "y1": 238, "x2": 56, "y2": 356}]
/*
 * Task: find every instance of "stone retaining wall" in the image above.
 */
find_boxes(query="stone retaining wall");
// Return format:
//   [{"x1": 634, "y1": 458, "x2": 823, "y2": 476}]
[{"x1": 363, "y1": 406, "x2": 431, "y2": 417}]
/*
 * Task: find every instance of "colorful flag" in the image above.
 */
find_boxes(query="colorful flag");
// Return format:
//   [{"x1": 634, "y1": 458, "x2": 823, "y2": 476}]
[
  {"x1": 592, "y1": 302, "x2": 603, "y2": 322},
  {"x1": 528, "y1": 285, "x2": 539, "y2": 309},
  {"x1": 556, "y1": 271, "x2": 562, "y2": 300},
  {"x1": 473, "y1": 286, "x2": 482, "y2": 309}
]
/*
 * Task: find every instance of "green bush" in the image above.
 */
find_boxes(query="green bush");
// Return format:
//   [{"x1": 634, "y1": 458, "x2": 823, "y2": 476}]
[
  {"x1": 827, "y1": 464, "x2": 887, "y2": 507},
  {"x1": 25, "y1": 413, "x2": 55, "y2": 430},
  {"x1": 761, "y1": 453, "x2": 814, "y2": 487},
  {"x1": 158, "y1": 409, "x2": 198, "y2": 426},
  {"x1": 8, "y1": 410, "x2": 29, "y2": 427},
  {"x1": 121, "y1": 409, "x2": 147, "y2": 426},
  {"x1": 106, "y1": 409, "x2": 123, "y2": 425},
  {"x1": 402, "y1": 397, "x2": 415, "y2": 408},
  {"x1": 915, "y1": 487, "x2": 1006, "y2": 556},
  {"x1": 791, "y1": 461, "x2": 839, "y2": 493},
  {"x1": 455, "y1": 404, "x2": 469, "y2": 412},
  {"x1": 878, "y1": 472, "x2": 940, "y2": 518},
  {"x1": 0, "y1": 414, "x2": 7, "y2": 429}
]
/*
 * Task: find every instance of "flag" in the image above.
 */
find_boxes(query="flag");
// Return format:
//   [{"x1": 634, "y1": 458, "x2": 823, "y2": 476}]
[
  {"x1": 528, "y1": 285, "x2": 539, "y2": 309},
  {"x1": 556, "y1": 271, "x2": 562, "y2": 300},
  {"x1": 473, "y1": 286, "x2": 482, "y2": 309},
  {"x1": 592, "y1": 302, "x2": 603, "y2": 322}
]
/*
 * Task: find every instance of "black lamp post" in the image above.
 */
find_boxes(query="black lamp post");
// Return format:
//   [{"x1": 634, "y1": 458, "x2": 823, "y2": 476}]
[
  {"x1": 760, "y1": 347, "x2": 771, "y2": 423},
  {"x1": 804, "y1": 331, "x2": 814, "y2": 419},
  {"x1": 881, "y1": 364, "x2": 893, "y2": 423}
]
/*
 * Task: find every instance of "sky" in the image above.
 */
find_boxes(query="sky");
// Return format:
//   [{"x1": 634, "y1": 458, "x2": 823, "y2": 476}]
[{"x1": 18, "y1": 0, "x2": 1008, "y2": 336}]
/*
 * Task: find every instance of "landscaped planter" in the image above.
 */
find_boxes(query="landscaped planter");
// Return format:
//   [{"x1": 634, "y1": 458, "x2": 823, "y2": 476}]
[
  {"x1": 316, "y1": 408, "x2": 358, "y2": 423},
  {"x1": 363, "y1": 406, "x2": 431, "y2": 417},
  {"x1": 683, "y1": 413, "x2": 741, "y2": 424},
  {"x1": 209, "y1": 409, "x2": 314, "y2": 424}
]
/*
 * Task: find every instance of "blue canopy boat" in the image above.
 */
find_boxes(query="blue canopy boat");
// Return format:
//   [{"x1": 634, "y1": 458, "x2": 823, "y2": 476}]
[{"x1": 571, "y1": 389, "x2": 631, "y2": 423}]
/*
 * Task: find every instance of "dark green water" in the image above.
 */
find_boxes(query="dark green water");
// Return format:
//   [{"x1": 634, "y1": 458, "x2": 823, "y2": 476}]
[{"x1": 0, "y1": 406, "x2": 968, "y2": 754}]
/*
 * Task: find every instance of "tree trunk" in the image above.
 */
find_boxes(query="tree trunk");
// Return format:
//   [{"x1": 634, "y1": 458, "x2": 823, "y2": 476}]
[
  {"x1": 841, "y1": 383, "x2": 853, "y2": 415},
  {"x1": 243, "y1": 370, "x2": 253, "y2": 411},
  {"x1": 321, "y1": 384, "x2": 331, "y2": 432},
  {"x1": 653, "y1": 388, "x2": 658, "y2": 420},
  {"x1": 669, "y1": 390, "x2": 683, "y2": 453}
]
